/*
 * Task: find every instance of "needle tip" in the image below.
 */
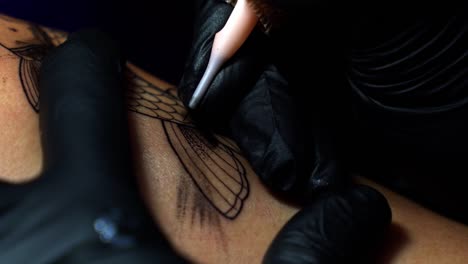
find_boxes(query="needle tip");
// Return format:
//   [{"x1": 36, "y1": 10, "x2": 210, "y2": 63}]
[{"x1": 188, "y1": 96, "x2": 198, "y2": 109}]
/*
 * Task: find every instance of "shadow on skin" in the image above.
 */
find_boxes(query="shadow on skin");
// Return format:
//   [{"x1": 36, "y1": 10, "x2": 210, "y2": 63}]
[{"x1": 373, "y1": 223, "x2": 410, "y2": 264}]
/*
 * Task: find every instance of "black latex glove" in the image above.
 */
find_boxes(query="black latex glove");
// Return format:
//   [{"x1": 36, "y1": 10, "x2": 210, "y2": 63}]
[
  {"x1": 37, "y1": 29, "x2": 187, "y2": 263},
  {"x1": 177, "y1": 0, "x2": 345, "y2": 112},
  {"x1": 263, "y1": 184, "x2": 392, "y2": 264},
  {"x1": 179, "y1": 2, "x2": 392, "y2": 263},
  {"x1": 236, "y1": 67, "x2": 393, "y2": 262},
  {"x1": 178, "y1": 0, "x2": 270, "y2": 125},
  {"x1": 179, "y1": 0, "x2": 349, "y2": 201},
  {"x1": 177, "y1": 0, "x2": 331, "y2": 120}
]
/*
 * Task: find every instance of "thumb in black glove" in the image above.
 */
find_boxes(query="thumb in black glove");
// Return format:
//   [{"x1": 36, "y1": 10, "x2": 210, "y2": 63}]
[{"x1": 263, "y1": 184, "x2": 392, "y2": 264}]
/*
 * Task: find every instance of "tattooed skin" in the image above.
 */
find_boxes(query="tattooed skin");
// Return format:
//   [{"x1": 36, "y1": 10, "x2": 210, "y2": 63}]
[
  {"x1": 0, "y1": 16, "x2": 249, "y2": 226},
  {"x1": 0, "y1": 21, "x2": 55, "y2": 112},
  {"x1": 126, "y1": 71, "x2": 249, "y2": 222}
]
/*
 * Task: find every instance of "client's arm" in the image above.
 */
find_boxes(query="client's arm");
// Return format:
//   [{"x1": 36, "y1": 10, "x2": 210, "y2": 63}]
[
  {"x1": 1, "y1": 14, "x2": 468, "y2": 264},
  {"x1": 0, "y1": 15, "x2": 298, "y2": 263},
  {"x1": 357, "y1": 177, "x2": 468, "y2": 264},
  {"x1": 125, "y1": 63, "x2": 299, "y2": 263}
]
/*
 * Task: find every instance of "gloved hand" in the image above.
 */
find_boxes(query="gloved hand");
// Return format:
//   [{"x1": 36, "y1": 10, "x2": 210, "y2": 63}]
[
  {"x1": 178, "y1": 0, "x2": 270, "y2": 124},
  {"x1": 37, "y1": 29, "x2": 187, "y2": 263},
  {"x1": 178, "y1": 0, "x2": 349, "y2": 202},
  {"x1": 177, "y1": 0, "x2": 318, "y2": 119},
  {"x1": 177, "y1": 0, "x2": 345, "y2": 115},
  {"x1": 263, "y1": 184, "x2": 392, "y2": 264},
  {"x1": 233, "y1": 68, "x2": 392, "y2": 262},
  {"x1": 178, "y1": 1, "x2": 392, "y2": 263}
]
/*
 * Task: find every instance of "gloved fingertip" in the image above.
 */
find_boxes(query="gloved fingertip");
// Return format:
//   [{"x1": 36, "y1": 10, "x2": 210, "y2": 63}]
[
  {"x1": 262, "y1": 184, "x2": 392, "y2": 264},
  {"x1": 39, "y1": 28, "x2": 126, "y2": 174},
  {"x1": 347, "y1": 184, "x2": 393, "y2": 225},
  {"x1": 42, "y1": 29, "x2": 123, "y2": 76}
]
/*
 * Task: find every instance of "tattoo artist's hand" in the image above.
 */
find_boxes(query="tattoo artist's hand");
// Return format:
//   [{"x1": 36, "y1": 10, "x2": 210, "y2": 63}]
[
  {"x1": 230, "y1": 66, "x2": 392, "y2": 263},
  {"x1": 39, "y1": 30, "x2": 187, "y2": 263},
  {"x1": 177, "y1": 0, "x2": 344, "y2": 122},
  {"x1": 178, "y1": 0, "x2": 270, "y2": 124},
  {"x1": 178, "y1": 1, "x2": 392, "y2": 262},
  {"x1": 178, "y1": 0, "x2": 347, "y2": 202},
  {"x1": 263, "y1": 184, "x2": 391, "y2": 264}
]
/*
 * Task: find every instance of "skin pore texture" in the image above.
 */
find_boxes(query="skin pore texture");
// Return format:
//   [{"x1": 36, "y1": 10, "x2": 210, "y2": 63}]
[{"x1": 1, "y1": 14, "x2": 468, "y2": 264}]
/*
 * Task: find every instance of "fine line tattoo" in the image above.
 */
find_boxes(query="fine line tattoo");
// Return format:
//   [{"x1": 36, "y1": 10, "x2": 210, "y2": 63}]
[
  {"x1": 0, "y1": 23, "x2": 54, "y2": 112},
  {"x1": 126, "y1": 71, "x2": 250, "y2": 221}
]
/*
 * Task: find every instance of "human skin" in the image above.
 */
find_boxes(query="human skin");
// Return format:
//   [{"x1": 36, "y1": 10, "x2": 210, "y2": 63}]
[{"x1": 1, "y1": 14, "x2": 468, "y2": 264}]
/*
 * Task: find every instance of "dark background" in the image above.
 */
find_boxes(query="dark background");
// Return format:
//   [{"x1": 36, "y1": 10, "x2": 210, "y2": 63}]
[{"x1": 0, "y1": 0, "x2": 195, "y2": 84}]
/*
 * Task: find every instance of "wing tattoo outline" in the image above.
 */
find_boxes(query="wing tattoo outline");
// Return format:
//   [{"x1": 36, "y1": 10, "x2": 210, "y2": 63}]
[
  {"x1": 126, "y1": 71, "x2": 249, "y2": 220},
  {"x1": 126, "y1": 71, "x2": 192, "y2": 125},
  {"x1": 6, "y1": 24, "x2": 54, "y2": 112}
]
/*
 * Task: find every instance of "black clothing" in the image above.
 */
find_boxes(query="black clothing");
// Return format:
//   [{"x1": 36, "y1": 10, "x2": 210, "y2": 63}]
[{"x1": 347, "y1": 6, "x2": 468, "y2": 224}]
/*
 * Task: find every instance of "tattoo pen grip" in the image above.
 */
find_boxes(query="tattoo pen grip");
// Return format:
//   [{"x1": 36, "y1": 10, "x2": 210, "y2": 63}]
[
  {"x1": 188, "y1": 0, "x2": 258, "y2": 109},
  {"x1": 189, "y1": 53, "x2": 225, "y2": 109}
]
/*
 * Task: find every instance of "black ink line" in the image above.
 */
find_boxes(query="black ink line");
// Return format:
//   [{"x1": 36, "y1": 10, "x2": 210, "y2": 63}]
[
  {"x1": 168, "y1": 122, "x2": 235, "y2": 212},
  {"x1": 0, "y1": 42, "x2": 10, "y2": 51},
  {"x1": 127, "y1": 73, "x2": 251, "y2": 218},
  {"x1": 127, "y1": 72, "x2": 249, "y2": 220},
  {"x1": 178, "y1": 124, "x2": 248, "y2": 214},
  {"x1": 0, "y1": 23, "x2": 55, "y2": 112},
  {"x1": 182, "y1": 126, "x2": 246, "y2": 199},
  {"x1": 163, "y1": 121, "x2": 249, "y2": 220},
  {"x1": 191, "y1": 130, "x2": 243, "y2": 184},
  {"x1": 126, "y1": 71, "x2": 192, "y2": 125},
  {"x1": 18, "y1": 59, "x2": 38, "y2": 111},
  {"x1": 180, "y1": 126, "x2": 241, "y2": 198}
]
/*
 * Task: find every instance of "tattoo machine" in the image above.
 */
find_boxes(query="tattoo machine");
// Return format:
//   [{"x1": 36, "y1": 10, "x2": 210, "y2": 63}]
[{"x1": 188, "y1": 0, "x2": 259, "y2": 109}]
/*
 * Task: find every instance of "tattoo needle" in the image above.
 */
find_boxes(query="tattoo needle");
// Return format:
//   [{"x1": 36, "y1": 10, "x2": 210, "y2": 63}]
[{"x1": 188, "y1": 0, "x2": 259, "y2": 109}]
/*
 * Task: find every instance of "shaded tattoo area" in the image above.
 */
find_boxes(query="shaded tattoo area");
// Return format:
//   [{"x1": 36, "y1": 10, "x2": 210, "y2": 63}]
[
  {"x1": 0, "y1": 15, "x2": 67, "y2": 112},
  {"x1": 126, "y1": 71, "x2": 250, "y2": 222},
  {"x1": 165, "y1": 122, "x2": 248, "y2": 219}
]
